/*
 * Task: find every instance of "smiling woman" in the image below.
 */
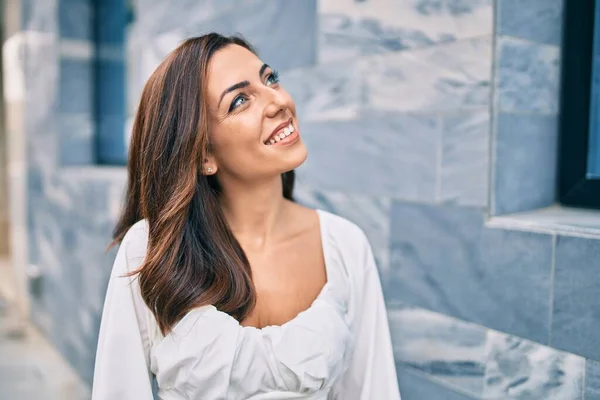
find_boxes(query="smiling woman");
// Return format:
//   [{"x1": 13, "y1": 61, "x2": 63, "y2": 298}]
[
  {"x1": 91, "y1": 33, "x2": 401, "y2": 400},
  {"x1": 202, "y1": 42, "x2": 307, "y2": 197}
]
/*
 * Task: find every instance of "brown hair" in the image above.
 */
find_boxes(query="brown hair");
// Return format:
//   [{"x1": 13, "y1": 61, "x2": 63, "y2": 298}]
[{"x1": 110, "y1": 33, "x2": 295, "y2": 335}]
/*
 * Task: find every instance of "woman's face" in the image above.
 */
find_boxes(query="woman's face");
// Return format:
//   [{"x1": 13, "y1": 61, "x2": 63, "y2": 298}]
[{"x1": 204, "y1": 44, "x2": 307, "y2": 182}]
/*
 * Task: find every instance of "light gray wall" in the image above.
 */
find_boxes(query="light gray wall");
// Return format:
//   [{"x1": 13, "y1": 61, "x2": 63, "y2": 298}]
[{"x1": 16, "y1": 0, "x2": 600, "y2": 398}]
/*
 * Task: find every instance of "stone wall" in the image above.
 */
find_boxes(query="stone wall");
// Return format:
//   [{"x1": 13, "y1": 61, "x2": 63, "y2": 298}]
[{"x1": 13, "y1": 0, "x2": 600, "y2": 398}]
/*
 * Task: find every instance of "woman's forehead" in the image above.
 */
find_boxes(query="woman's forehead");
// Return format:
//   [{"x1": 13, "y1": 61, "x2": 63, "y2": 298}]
[{"x1": 207, "y1": 46, "x2": 263, "y2": 95}]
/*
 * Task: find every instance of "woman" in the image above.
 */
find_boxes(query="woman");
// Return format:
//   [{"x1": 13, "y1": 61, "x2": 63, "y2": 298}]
[{"x1": 92, "y1": 33, "x2": 401, "y2": 400}]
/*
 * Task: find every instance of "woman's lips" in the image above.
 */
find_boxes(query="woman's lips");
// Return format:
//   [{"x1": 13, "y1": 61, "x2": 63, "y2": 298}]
[
  {"x1": 268, "y1": 128, "x2": 300, "y2": 146},
  {"x1": 265, "y1": 120, "x2": 297, "y2": 145}
]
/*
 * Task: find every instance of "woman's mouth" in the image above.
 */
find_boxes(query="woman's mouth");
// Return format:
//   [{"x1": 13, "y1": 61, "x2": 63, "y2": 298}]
[{"x1": 264, "y1": 121, "x2": 298, "y2": 146}]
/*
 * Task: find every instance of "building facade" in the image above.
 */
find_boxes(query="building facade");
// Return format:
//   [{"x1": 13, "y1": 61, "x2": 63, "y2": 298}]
[{"x1": 6, "y1": 0, "x2": 600, "y2": 398}]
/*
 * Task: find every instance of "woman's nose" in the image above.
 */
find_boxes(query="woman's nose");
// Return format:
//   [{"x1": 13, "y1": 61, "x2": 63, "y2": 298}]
[{"x1": 263, "y1": 88, "x2": 288, "y2": 118}]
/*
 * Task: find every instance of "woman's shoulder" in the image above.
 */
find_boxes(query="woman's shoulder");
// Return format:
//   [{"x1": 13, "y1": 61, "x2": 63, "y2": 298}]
[
  {"x1": 117, "y1": 219, "x2": 150, "y2": 270},
  {"x1": 123, "y1": 219, "x2": 149, "y2": 241},
  {"x1": 317, "y1": 209, "x2": 370, "y2": 251},
  {"x1": 316, "y1": 209, "x2": 377, "y2": 283}
]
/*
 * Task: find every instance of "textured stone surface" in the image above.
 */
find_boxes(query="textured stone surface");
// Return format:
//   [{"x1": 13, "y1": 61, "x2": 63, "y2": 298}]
[
  {"x1": 18, "y1": 0, "x2": 600, "y2": 396},
  {"x1": 0, "y1": 291, "x2": 90, "y2": 400}
]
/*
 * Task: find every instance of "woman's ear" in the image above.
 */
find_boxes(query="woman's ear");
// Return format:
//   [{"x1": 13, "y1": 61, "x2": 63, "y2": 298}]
[{"x1": 202, "y1": 157, "x2": 218, "y2": 175}]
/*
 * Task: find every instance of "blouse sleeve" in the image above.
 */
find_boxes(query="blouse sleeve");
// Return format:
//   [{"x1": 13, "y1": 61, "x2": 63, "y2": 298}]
[
  {"x1": 331, "y1": 236, "x2": 401, "y2": 400},
  {"x1": 92, "y1": 224, "x2": 155, "y2": 400}
]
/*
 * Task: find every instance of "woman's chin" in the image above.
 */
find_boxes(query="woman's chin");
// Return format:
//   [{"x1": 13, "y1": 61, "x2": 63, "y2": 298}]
[{"x1": 284, "y1": 141, "x2": 308, "y2": 169}]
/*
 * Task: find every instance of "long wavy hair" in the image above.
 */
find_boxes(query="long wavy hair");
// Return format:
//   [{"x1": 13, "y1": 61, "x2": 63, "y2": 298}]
[{"x1": 110, "y1": 33, "x2": 295, "y2": 335}]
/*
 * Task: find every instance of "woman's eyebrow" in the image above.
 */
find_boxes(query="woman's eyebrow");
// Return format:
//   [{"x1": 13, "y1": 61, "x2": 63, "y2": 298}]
[
  {"x1": 259, "y1": 63, "x2": 269, "y2": 77},
  {"x1": 218, "y1": 81, "x2": 249, "y2": 107},
  {"x1": 217, "y1": 63, "x2": 270, "y2": 107}
]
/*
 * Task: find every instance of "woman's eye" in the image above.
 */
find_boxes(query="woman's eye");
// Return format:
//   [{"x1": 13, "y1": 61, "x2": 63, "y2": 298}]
[
  {"x1": 266, "y1": 70, "x2": 280, "y2": 86},
  {"x1": 229, "y1": 94, "x2": 247, "y2": 112}
]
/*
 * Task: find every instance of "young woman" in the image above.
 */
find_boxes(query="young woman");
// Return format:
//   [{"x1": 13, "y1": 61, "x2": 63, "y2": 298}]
[{"x1": 92, "y1": 33, "x2": 401, "y2": 400}]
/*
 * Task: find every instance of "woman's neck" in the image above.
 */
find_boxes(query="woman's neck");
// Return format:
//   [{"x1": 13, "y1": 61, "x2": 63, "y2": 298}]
[{"x1": 218, "y1": 175, "x2": 288, "y2": 249}]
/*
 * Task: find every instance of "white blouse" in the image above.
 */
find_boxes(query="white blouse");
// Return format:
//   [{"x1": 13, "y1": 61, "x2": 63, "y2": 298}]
[{"x1": 92, "y1": 210, "x2": 401, "y2": 400}]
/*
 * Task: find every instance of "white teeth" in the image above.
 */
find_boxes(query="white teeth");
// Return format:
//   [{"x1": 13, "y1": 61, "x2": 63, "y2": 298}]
[{"x1": 265, "y1": 122, "x2": 296, "y2": 145}]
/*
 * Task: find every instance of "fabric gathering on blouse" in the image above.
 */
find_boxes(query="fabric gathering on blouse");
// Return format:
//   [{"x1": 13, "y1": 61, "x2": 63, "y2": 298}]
[{"x1": 92, "y1": 209, "x2": 402, "y2": 400}]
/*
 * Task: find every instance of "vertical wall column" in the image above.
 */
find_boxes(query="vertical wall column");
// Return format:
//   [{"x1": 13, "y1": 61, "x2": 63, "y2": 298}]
[{"x1": 94, "y1": 0, "x2": 127, "y2": 165}]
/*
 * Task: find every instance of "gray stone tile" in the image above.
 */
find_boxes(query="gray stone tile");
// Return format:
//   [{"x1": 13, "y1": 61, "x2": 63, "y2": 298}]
[
  {"x1": 317, "y1": 0, "x2": 492, "y2": 63},
  {"x1": 389, "y1": 305, "x2": 487, "y2": 397},
  {"x1": 552, "y1": 236, "x2": 600, "y2": 360},
  {"x1": 493, "y1": 113, "x2": 558, "y2": 215},
  {"x1": 96, "y1": 0, "x2": 127, "y2": 44},
  {"x1": 294, "y1": 187, "x2": 391, "y2": 274},
  {"x1": 59, "y1": 58, "x2": 93, "y2": 114},
  {"x1": 496, "y1": 37, "x2": 561, "y2": 114},
  {"x1": 448, "y1": 0, "x2": 493, "y2": 39},
  {"x1": 58, "y1": 114, "x2": 95, "y2": 166},
  {"x1": 133, "y1": 0, "x2": 256, "y2": 35},
  {"x1": 25, "y1": 174, "x2": 118, "y2": 385},
  {"x1": 483, "y1": 331, "x2": 584, "y2": 399},
  {"x1": 24, "y1": 38, "x2": 60, "y2": 171},
  {"x1": 23, "y1": 0, "x2": 58, "y2": 32},
  {"x1": 497, "y1": 0, "x2": 564, "y2": 45},
  {"x1": 446, "y1": 0, "x2": 492, "y2": 14},
  {"x1": 586, "y1": 359, "x2": 600, "y2": 400},
  {"x1": 282, "y1": 61, "x2": 361, "y2": 123},
  {"x1": 96, "y1": 60, "x2": 126, "y2": 115},
  {"x1": 389, "y1": 202, "x2": 553, "y2": 344},
  {"x1": 59, "y1": 0, "x2": 93, "y2": 40},
  {"x1": 97, "y1": 116, "x2": 127, "y2": 164},
  {"x1": 589, "y1": 10, "x2": 600, "y2": 178},
  {"x1": 0, "y1": 311, "x2": 90, "y2": 400},
  {"x1": 397, "y1": 365, "x2": 475, "y2": 400},
  {"x1": 359, "y1": 36, "x2": 492, "y2": 113},
  {"x1": 96, "y1": 59, "x2": 126, "y2": 163},
  {"x1": 296, "y1": 112, "x2": 439, "y2": 201},
  {"x1": 181, "y1": 0, "x2": 318, "y2": 72},
  {"x1": 440, "y1": 112, "x2": 490, "y2": 207},
  {"x1": 318, "y1": 0, "x2": 456, "y2": 63}
]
